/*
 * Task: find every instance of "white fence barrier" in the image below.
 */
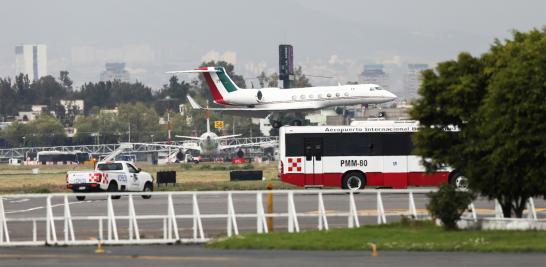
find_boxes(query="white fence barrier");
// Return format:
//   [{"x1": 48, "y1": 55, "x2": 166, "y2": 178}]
[{"x1": 0, "y1": 189, "x2": 541, "y2": 247}]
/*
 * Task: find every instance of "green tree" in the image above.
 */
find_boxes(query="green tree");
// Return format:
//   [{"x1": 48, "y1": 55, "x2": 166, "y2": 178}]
[
  {"x1": 73, "y1": 112, "x2": 122, "y2": 144},
  {"x1": 292, "y1": 66, "x2": 312, "y2": 88},
  {"x1": 76, "y1": 81, "x2": 154, "y2": 114},
  {"x1": 59, "y1": 71, "x2": 73, "y2": 90},
  {"x1": 0, "y1": 78, "x2": 17, "y2": 118},
  {"x1": 411, "y1": 28, "x2": 546, "y2": 218},
  {"x1": 2, "y1": 121, "x2": 30, "y2": 147},
  {"x1": 118, "y1": 102, "x2": 161, "y2": 142},
  {"x1": 26, "y1": 115, "x2": 67, "y2": 146}
]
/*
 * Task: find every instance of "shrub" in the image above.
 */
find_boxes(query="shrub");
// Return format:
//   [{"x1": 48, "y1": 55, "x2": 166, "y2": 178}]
[
  {"x1": 212, "y1": 165, "x2": 228, "y2": 171},
  {"x1": 426, "y1": 184, "x2": 475, "y2": 230},
  {"x1": 198, "y1": 164, "x2": 211, "y2": 170}
]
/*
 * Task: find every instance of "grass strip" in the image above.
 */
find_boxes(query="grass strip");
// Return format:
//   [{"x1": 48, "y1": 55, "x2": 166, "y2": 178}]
[{"x1": 209, "y1": 221, "x2": 546, "y2": 252}]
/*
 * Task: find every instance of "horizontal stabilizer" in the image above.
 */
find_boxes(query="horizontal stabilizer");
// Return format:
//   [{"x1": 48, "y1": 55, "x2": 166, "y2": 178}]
[{"x1": 166, "y1": 67, "x2": 220, "y2": 74}]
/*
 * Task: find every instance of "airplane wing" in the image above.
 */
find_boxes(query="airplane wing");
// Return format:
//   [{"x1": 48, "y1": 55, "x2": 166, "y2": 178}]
[
  {"x1": 216, "y1": 134, "x2": 242, "y2": 140},
  {"x1": 220, "y1": 140, "x2": 278, "y2": 150},
  {"x1": 175, "y1": 135, "x2": 203, "y2": 140},
  {"x1": 186, "y1": 95, "x2": 316, "y2": 117}
]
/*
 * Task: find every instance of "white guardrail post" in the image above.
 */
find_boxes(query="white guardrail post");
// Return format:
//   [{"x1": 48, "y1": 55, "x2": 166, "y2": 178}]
[
  {"x1": 167, "y1": 193, "x2": 180, "y2": 241},
  {"x1": 192, "y1": 193, "x2": 205, "y2": 241},
  {"x1": 287, "y1": 191, "x2": 299, "y2": 233},
  {"x1": 227, "y1": 192, "x2": 239, "y2": 237},
  {"x1": 468, "y1": 203, "x2": 478, "y2": 222},
  {"x1": 63, "y1": 195, "x2": 75, "y2": 243},
  {"x1": 0, "y1": 197, "x2": 10, "y2": 244},
  {"x1": 527, "y1": 197, "x2": 537, "y2": 220},
  {"x1": 376, "y1": 191, "x2": 387, "y2": 224},
  {"x1": 494, "y1": 199, "x2": 504, "y2": 219},
  {"x1": 256, "y1": 192, "x2": 268, "y2": 233},
  {"x1": 128, "y1": 194, "x2": 140, "y2": 240},
  {"x1": 318, "y1": 192, "x2": 329, "y2": 230},
  {"x1": 46, "y1": 195, "x2": 57, "y2": 244},
  {"x1": 348, "y1": 191, "x2": 359, "y2": 228},
  {"x1": 107, "y1": 195, "x2": 119, "y2": 241},
  {"x1": 408, "y1": 191, "x2": 417, "y2": 218}
]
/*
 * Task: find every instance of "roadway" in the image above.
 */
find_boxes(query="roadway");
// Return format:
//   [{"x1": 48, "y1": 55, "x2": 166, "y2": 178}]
[
  {"x1": 0, "y1": 245, "x2": 545, "y2": 267},
  {"x1": 2, "y1": 190, "x2": 546, "y2": 242}
]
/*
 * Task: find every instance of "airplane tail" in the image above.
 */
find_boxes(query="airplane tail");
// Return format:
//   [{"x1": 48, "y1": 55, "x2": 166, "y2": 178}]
[{"x1": 167, "y1": 67, "x2": 240, "y2": 105}]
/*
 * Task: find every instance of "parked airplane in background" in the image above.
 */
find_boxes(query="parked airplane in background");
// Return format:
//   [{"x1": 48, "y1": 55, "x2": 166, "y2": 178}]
[
  {"x1": 168, "y1": 66, "x2": 397, "y2": 128},
  {"x1": 175, "y1": 116, "x2": 275, "y2": 156}
]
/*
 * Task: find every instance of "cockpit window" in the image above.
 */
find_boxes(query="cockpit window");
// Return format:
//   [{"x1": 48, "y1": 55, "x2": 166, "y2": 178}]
[{"x1": 375, "y1": 86, "x2": 383, "y2": 90}]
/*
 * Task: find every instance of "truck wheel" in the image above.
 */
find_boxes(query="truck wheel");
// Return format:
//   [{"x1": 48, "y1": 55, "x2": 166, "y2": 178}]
[
  {"x1": 108, "y1": 182, "x2": 121, "y2": 199},
  {"x1": 141, "y1": 183, "x2": 153, "y2": 199},
  {"x1": 76, "y1": 195, "x2": 86, "y2": 201}
]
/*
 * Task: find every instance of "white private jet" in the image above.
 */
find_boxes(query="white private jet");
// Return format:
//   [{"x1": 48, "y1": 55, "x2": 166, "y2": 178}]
[
  {"x1": 175, "y1": 116, "x2": 275, "y2": 156},
  {"x1": 168, "y1": 66, "x2": 397, "y2": 128}
]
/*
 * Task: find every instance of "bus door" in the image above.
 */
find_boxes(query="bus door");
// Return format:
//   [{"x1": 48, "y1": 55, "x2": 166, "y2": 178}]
[{"x1": 304, "y1": 138, "x2": 323, "y2": 185}]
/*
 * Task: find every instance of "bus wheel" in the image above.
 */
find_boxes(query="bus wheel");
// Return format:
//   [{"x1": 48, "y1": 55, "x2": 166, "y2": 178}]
[
  {"x1": 450, "y1": 173, "x2": 468, "y2": 189},
  {"x1": 342, "y1": 172, "x2": 365, "y2": 190}
]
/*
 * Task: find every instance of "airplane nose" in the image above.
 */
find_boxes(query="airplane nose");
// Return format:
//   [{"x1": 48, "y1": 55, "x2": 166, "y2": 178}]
[{"x1": 387, "y1": 91, "x2": 397, "y2": 101}]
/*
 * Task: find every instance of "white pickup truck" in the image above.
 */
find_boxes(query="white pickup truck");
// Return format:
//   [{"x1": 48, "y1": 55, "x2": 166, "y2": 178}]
[{"x1": 66, "y1": 161, "x2": 154, "y2": 201}]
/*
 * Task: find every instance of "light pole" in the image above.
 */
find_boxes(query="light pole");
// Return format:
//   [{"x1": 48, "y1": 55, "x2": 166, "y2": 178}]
[{"x1": 150, "y1": 134, "x2": 154, "y2": 143}]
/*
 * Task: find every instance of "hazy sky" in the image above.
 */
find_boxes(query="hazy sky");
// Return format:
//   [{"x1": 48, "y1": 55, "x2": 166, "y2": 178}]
[{"x1": 0, "y1": 0, "x2": 544, "y2": 87}]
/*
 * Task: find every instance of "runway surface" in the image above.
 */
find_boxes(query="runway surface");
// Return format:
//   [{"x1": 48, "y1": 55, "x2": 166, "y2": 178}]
[{"x1": 0, "y1": 245, "x2": 545, "y2": 267}]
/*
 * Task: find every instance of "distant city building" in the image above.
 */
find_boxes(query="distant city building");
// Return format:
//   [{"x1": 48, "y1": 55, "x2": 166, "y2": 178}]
[
  {"x1": 404, "y1": 64, "x2": 429, "y2": 101},
  {"x1": 100, "y1": 63, "x2": 130, "y2": 82},
  {"x1": 359, "y1": 64, "x2": 390, "y2": 90},
  {"x1": 60, "y1": 100, "x2": 85, "y2": 113},
  {"x1": 15, "y1": 44, "x2": 47, "y2": 81},
  {"x1": 17, "y1": 105, "x2": 49, "y2": 122}
]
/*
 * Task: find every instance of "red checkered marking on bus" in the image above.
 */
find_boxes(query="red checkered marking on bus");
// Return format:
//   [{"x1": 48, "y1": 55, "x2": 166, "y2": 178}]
[{"x1": 287, "y1": 157, "x2": 302, "y2": 172}]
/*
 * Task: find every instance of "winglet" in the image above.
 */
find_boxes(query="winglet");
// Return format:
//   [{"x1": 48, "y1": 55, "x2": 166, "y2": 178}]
[{"x1": 187, "y1": 95, "x2": 202, "y2": 109}]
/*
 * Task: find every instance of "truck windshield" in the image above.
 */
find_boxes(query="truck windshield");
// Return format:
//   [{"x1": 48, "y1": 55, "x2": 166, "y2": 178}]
[{"x1": 97, "y1": 163, "x2": 123, "y2": 171}]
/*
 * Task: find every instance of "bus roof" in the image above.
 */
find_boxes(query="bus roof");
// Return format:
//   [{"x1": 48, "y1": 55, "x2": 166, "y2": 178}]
[
  {"x1": 281, "y1": 121, "x2": 419, "y2": 134},
  {"x1": 281, "y1": 120, "x2": 459, "y2": 134}
]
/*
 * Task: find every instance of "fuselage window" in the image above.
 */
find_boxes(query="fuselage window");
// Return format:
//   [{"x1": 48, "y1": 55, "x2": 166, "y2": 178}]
[
  {"x1": 308, "y1": 94, "x2": 314, "y2": 99},
  {"x1": 335, "y1": 93, "x2": 341, "y2": 97},
  {"x1": 300, "y1": 95, "x2": 305, "y2": 100},
  {"x1": 292, "y1": 95, "x2": 297, "y2": 100},
  {"x1": 326, "y1": 93, "x2": 332, "y2": 98},
  {"x1": 344, "y1": 92, "x2": 349, "y2": 97}
]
